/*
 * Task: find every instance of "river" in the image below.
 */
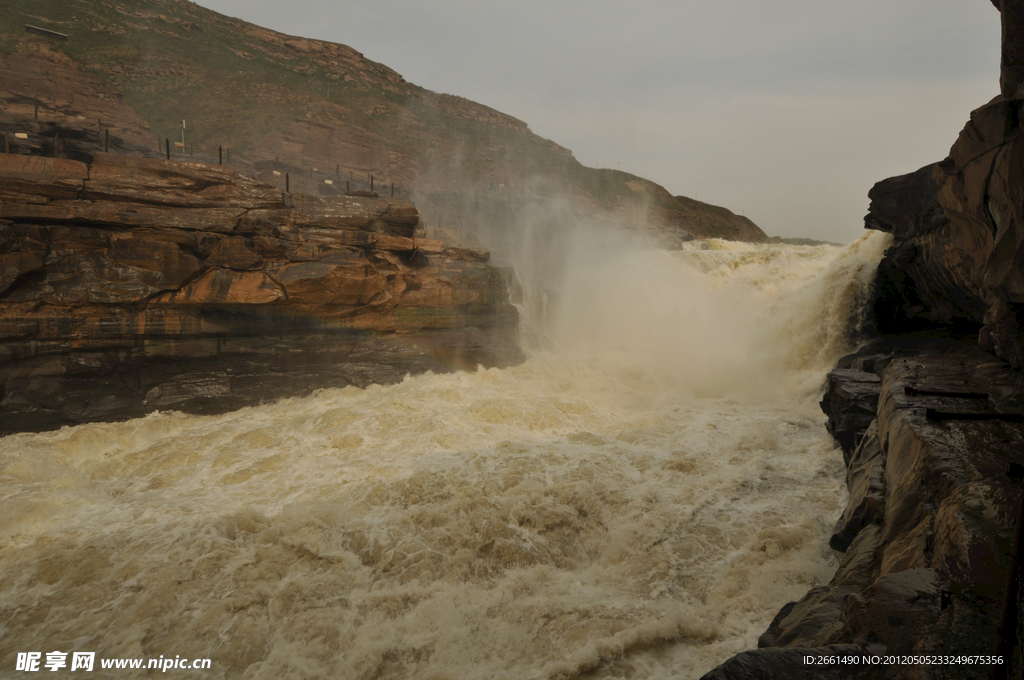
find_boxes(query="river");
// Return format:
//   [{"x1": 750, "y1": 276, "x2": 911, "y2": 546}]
[{"x1": 0, "y1": 231, "x2": 890, "y2": 679}]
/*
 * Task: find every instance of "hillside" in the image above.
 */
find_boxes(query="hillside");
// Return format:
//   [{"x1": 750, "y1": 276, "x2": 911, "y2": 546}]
[{"x1": 0, "y1": 0, "x2": 767, "y2": 243}]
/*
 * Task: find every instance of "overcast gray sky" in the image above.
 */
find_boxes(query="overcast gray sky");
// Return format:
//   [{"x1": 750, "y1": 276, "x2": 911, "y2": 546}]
[{"x1": 195, "y1": 0, "x2": 1000, "y2": 242}]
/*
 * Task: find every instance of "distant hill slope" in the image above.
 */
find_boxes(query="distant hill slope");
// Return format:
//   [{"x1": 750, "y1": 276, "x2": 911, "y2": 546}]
[{"x1": 0, "y1": 0, "x2": 767, "y2": 242}]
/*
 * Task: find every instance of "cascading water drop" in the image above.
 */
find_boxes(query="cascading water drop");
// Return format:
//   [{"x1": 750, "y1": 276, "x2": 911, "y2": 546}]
[{"x1": 0, "y1": 230, "x2": 891, "y2": 680}]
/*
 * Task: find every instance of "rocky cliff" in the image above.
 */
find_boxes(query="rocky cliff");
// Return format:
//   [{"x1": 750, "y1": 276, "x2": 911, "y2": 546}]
[
  {"x1": 701, "y1": 1, "x2": 1024, "y2": 678},
  {"x1": 0, "y1": 153, "x2": 522, "y2": 433},
  {"x1": 702, "y1": 340, "x2": 1023, "y2": 680},
  {"x1": 867, "y1": 95, "x2": 1024, "y2": 368}
]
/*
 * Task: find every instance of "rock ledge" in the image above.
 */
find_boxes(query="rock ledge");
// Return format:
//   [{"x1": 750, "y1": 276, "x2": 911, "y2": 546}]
[{"x1": 0, "y1": 154, "x2": 523, "y2": 433}]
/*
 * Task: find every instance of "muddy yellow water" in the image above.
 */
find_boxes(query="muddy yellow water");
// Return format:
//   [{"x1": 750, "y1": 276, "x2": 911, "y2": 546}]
[{"x1": 0, "y1": 234, "x2": 890, "y2": 679}]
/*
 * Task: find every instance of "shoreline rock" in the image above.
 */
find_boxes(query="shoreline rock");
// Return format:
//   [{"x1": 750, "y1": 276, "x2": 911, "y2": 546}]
[
  {"x1": 0, "y1": 154, "x2": 523, "y2": 434},
  {"x1": 702, "y1": 338, "x2": 1024, "y2": 680}
]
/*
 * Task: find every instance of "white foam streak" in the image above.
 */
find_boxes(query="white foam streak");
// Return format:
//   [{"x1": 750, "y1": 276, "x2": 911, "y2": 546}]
[{"x1": 0, "y1": 231, "x2": 891, "y2": 679}]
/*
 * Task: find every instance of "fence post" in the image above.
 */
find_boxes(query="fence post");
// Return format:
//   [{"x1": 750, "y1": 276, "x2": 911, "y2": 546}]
[
  {"x1": 285, "y1": 173, "x2": 289, "y2": 193},
  {"x1": 391, "y1": 182, "x2": 394, "y2": 197},
  {"x1": 219, "y1": 146, "x2": 222, "y2": 165},
  {"x1": 165, "y1": 138, "x2": 170, "y2": 160},
  {"x1": 370, "y1": 175, "x2": 374, "y2": 192}
]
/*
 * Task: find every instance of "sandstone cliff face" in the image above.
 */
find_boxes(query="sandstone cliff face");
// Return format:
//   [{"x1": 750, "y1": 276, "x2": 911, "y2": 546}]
[
  {"x1": 704, "y1": 349, "x2": 1023, "y2": 680},
  {"x1": 867, "y1": 97, "x2": 1024, "y2": 368},
  {"x1": 709, "y1": 340, "x2": 1023, "y2": 680},
  {"x1": 0, "y1": 153, "x2": 522, "y2": 433}
]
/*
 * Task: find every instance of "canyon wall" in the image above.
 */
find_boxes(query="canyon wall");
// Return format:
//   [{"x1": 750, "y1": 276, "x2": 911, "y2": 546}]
[{"x1": 0, "y1": 153, "x2": 522, "y2": 433}]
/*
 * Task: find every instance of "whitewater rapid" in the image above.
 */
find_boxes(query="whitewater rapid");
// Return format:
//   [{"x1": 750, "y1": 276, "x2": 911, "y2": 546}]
[{"x1": 0, "y1": 232, "x2": 890, "y2": 679}]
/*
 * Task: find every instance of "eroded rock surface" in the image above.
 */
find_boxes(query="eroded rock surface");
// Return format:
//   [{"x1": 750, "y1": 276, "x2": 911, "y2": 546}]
[
  {"x1": 0, "y1": 154, "x2": 522, "y2": 433},
  {"x1": 863, "y1": 0, "x2": 1024, "y2": 370},
  {"x1": 704, "y1": 342, "x2": 1024, "y2": 680},
  {"x1": 867, "y1": 95, "x2": 1024, "y2": 367}
]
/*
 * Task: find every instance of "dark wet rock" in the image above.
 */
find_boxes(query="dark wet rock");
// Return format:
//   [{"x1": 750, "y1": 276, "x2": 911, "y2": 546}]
[
  {"x1": 820, "y1": 368, "x2": 882, "y2": 462},
  {"x1": 993, "y1": 0, "x2": 1024, "y2": 99},
  {"x1": 793, "y1": 346, "x2": 1018, "y2": 675},
  {"x1": 0, "y1": 154, "x2": 523, "y2": 433},
  {"x1": 829, "y1": 422, "x2": 884, "y2": 552},
  {"x1": 863, "y1": 163, "x2": 944, "y2": 242},
  {"x1": 710, "y1": 342, "x2": 1024, "y2": 679},
  {"x1": 764, "y1": 585, "x2": 862, "y2": 649},
  {"x1": 757, "y1": 601, "x2": 797, "y2": 649},
  {"x1": 866, "y1": 95, "x2": 1024, "y2": 366}
]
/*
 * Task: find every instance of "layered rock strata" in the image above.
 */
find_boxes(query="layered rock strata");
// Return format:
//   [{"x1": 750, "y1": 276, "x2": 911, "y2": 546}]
[
  {"x1": 0, "y1": 153, "x2": 522, "y2": 433},
  {"x1": 867, "y1": 96, "x2": 1024, "y2": 368},
  {"x1": 703, "y1": 339, "x2": 1024, "y2": 680}
]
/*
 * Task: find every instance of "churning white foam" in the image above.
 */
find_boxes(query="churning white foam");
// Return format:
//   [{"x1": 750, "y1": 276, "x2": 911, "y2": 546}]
[{"x1": 0, "y1": 232, "x2": 890, "y2": 679}]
